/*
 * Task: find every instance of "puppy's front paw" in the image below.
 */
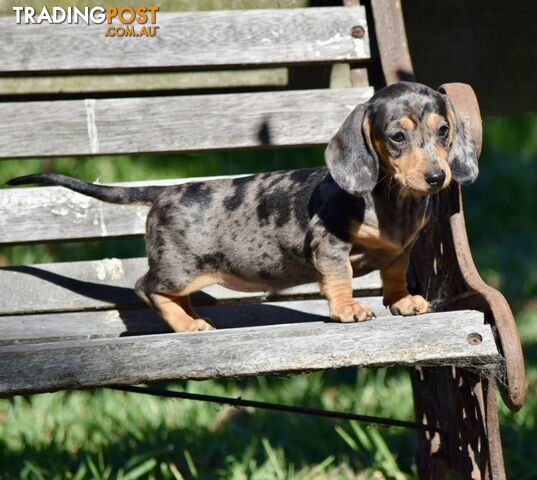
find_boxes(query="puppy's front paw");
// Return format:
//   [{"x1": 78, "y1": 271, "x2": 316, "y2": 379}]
[
  {"x1": 185, "y1": 318, "x2": 215, "y2": 332},
  {"x1": 330, "y1": 302, "x2": 376, "y2": 323},
  {"x1": 388, "y1": 295, "x2": 431, "y2": 316}
]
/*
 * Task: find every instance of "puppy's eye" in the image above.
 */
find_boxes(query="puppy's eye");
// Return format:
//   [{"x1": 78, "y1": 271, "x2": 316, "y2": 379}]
[
  {"x1": 390, "y1": 132, "x2": 406, "y2": 143},
  {"x1": 438, "y1": 125, "x2": 449, "y2": 137}
]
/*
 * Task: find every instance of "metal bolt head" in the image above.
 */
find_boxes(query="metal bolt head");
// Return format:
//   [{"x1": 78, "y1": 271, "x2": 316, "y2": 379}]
[
  {"x1": 351, "y1": 25, "x2": 365, "y2": 39},
  {"x1": 467, "y1": 333, "x2": 483, "y2": 345}
]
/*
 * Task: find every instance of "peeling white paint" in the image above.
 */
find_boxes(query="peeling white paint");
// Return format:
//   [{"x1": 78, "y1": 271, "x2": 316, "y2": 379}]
[
  {"x1": 50, "y1": 207, "x2": 69, "y2": 216},
  {"x1": 269, "y1": 28, "x2": 283, "y2": 37},
  {"x1": 348, "y1": 23, "x2": 369, "y2": 59},
  {"x1": 74, "y1": 211, "x2": 88, "y2": 219},
  {"x1": 1, "y1": 188, "x2": 94, "y2": 220},
  {"x1": 136, "y1": 205, "x2": 149, "y2": 221},
  {"x1": 95, "y1": 263, "x2": 106, "y2": 280},
  {"x1": 95, "y1": 258, "x2": 125, "y2": 281},
  {"x1": 99, "y1": 202, "x2": 108, "y2": 237},
  {"x1": 84, "y1": 98, "x2": 99, "y2": 154},
  {"x1": 352, "y1": 37, "x2": 367, "y2": 58},
  {"x1": 104, "y1": 310, "x2": 121, "y2": 322},
  {"x1": 315, "y1": 33, "x2": 345, "y2": 47}
]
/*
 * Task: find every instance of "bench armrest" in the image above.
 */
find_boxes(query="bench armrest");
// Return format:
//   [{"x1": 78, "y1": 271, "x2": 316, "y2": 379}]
[{"x1": 410, "y1": 83, "x2": 525, "y2": 411}]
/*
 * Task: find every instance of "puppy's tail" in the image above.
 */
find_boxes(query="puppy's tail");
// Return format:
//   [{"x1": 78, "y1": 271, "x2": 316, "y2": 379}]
[{"x1": 6, "y1": 173, "x2": 163, "y2": 205}]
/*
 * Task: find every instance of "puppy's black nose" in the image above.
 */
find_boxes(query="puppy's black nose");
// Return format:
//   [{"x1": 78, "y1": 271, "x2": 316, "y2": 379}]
[{"x1": 425, "y1": 169, "x2": 446, "y2": 186}]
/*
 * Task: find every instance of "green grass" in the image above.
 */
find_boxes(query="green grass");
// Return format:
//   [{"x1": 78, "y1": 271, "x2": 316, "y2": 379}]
[
  {"x1": 499, "y1": 308, "x2": 537, "y2": 480},
  {"x1": 1, "y1": 114, "x2": 536, "y2": 478},
  {"x1": 0, "y1": 371, "x2": 416, "y2": 479}
]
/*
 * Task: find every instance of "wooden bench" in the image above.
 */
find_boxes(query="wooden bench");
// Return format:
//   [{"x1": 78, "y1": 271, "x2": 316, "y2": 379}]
[{"x1": 0, "y1": 3, "x2": 525, "y2": 478}]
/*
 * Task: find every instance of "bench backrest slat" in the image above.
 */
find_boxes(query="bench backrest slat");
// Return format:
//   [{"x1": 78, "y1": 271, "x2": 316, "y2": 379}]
[
  {"x1": 0, "y1": 88, "x2": 372, "y2": 159},
  {"x1": 0, "y1": 8, "x2": 369, "y2": 74},
  {"x1": 0, "y1": 68, "x2": 290, "y2": 96}
]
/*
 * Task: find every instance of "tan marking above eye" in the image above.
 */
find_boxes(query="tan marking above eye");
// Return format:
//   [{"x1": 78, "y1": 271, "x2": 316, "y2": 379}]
[
  {"x1": 425, "y1": 113, "x2": 442, "y2": 129},
  {"x1": 399, "y1": 116, "x2": 415, "y2": 131}
]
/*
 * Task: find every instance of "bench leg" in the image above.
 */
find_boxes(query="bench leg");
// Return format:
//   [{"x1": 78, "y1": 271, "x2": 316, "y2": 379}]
[{"x1": 412, "y1": 366, "x2": 506, "y2": 480}]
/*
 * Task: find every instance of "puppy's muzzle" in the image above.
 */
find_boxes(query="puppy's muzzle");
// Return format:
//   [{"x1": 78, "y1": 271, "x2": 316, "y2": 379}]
[{"x1": 425, "y1": 169, "x2": 446, "y2": 188}]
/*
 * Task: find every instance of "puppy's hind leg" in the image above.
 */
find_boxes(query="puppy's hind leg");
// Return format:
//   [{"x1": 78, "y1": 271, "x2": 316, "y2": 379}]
[{"x1": 135, "y1": 273, "x2": 213, "y2": 332}]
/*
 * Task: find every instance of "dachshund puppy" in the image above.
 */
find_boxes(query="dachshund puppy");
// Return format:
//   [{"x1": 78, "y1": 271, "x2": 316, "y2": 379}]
[{"x1": 8, "y1": 82, "x2": 478, "y2": 332}]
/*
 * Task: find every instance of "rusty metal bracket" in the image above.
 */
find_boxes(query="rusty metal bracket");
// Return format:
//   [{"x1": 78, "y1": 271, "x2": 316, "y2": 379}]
[
  {"x1": 440, "y1": 82, "x2": 526, "y2": 411},
  {"x1": 370, "y1": 0, "x2": 415, "y2": 85}
]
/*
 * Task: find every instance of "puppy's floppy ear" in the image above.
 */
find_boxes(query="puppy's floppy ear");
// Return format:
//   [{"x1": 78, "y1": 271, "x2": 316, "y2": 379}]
[
  {"x1": 324, "y1": 103, "x2": 378, "y2": 196},
  {"x1": 445, "y1": 96, "x2": 479, "y2": 185}
]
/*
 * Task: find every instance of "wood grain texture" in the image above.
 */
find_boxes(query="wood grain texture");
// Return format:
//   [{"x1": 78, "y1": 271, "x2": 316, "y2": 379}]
[
  {"x1": 0, "y1": 87, "x2": 373, "y2": 159},
  {"x1": 0, "y1": 69, "x2": 289, "y2": 95},
  {"x1": 0, "y1": 175, "x2": 240, "y2": 244},
  {"x1": 0, "y1": 8, "x2": 369, "y2": 73},
  {"x1": 0, "y1": 310, "x2": 499, "y2": 396},
  {"x1": 0, "y1": 257, "x2": 382, "y2": 315},
  {"x1": 0, "y1": 297, "x2": 389, "y2": 345}
]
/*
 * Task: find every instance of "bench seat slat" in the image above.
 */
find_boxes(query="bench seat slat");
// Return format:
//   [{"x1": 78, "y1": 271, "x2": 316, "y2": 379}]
[
  {"x1": 0, "y1": 310, "x2": 498, "y2": 397},
  {"x1": 0, "y1": 87, "x2": 373, "y2": 159},
  {"x1": 0, "y1": 297, "x2": 388, "y2": 345},
  {"x1": 0, "y1": 8, "x2": 369, "y2": 73},
  {"x1": 0, "y1": 258, "x2": 382, "y2": 316}
]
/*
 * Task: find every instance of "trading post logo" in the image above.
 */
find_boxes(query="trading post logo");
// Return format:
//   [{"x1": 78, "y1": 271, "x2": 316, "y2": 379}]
[{"x1": 13, "y1": 6, "x2": 159, "y2": 37}]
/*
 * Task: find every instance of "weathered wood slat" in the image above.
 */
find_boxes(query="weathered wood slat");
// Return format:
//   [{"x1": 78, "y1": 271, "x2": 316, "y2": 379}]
[
  {"x1": 0, "y1": 257, "x2": 382, "y2": 315},
  {"x1": 0, "y1": 8, "x2": 369, "y2": 73},
  {"x1": 0, "y1": 310, "x2": 498, "y2": 396},
  {"x1": 0, "y1": 297, "x2": 388, "y2": 345},
  {"x1": 0, "y1": 87, "x2": 372, "y2": 158},
  {"x1": 0, "y1": 69, "x2": 289, "y2": 96}
]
